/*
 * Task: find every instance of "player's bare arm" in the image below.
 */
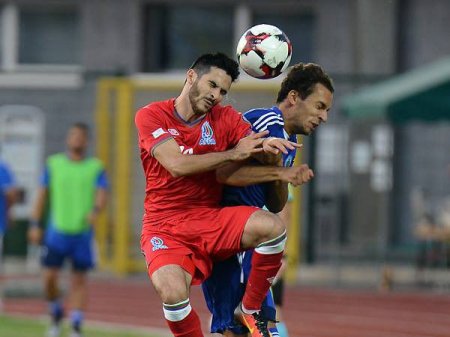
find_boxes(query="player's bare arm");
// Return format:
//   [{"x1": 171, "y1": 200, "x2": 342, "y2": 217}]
[
  {"x1": 216, "y1": 162, "x2": 313, "y2": 187},
  {"x1": 153, "y1": 131, "x2": 268, "y2": 177},
  {"x1": 260, "y1": 138, "x2": 302, "y2": 211},
  {"x1": 86, "y1": 187, "x2": 108, "y2": 226},
  {"x1": 28, "y1": 186, "x2": 48, "y2": 244},
  {"x1": 265, "y1": 179, "x2": 289, "y2": 213}
]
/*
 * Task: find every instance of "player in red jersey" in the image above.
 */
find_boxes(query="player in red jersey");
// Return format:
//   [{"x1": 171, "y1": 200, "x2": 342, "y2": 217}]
[{"x1": 135, "y1": 53, "x2": 310, "y2": 337}]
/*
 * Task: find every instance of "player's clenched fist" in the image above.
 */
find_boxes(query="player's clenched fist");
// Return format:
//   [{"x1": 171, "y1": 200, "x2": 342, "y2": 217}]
[{"x1": 280, "y1": 164, "x2": 314, "y2": 186}]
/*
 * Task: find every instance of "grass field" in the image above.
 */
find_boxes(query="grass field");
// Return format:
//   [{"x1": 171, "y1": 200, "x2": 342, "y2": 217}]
[{"x1": 0, "y1": 315, "x2": 164, "y2": 337}]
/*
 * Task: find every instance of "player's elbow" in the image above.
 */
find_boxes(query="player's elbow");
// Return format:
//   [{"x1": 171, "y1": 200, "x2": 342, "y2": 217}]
[
  {"x1": 216, "y1": 170, "x2": 229, "y2": 184},
  {"x1": 267, "y1": 203, "x2": 284, "y2": 214},
  {"x1": 165, "y1": 159, "x2": 188, "y2": 178},
  {"x1": 265, "y1": 195, "x2": 288, "y2": 213},
  {"x1": 216, "y1": 170, "x2": 246, "y2": 186},
  {"x1": 167, "y1": 166, "x2": 185, "y2": 178}
]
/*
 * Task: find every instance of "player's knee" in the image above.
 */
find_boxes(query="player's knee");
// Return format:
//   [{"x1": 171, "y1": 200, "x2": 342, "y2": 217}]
[
  {"x1": 153, "y1": 280, "x2": 189, "y2": 304},
  {"x1": 159, "y1": 287, "x2": 189, "y2": 304},
  {"x1": 243, "y1": 211, "x2": 286, "y2": 248},
  {"x1": 266, "y1": 213, "x2": 285, "y2": 239},
  {"x1": 151, "y1": 264, "x2": 191, "y2": 304}
]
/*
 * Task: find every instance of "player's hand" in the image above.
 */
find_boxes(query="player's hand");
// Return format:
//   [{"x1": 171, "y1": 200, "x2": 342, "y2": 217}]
[
  {"x1": 262, "y1": 137, "x2": 303, "y2": 155},
  {"x1": 86, "y1": 210, "x2": 100, "y2": 227},
  {"x1": 231, "y1": 131, "x2": 269, "y2": 161},
  {"x1": 280, "y1": 164, "x2": 314, "y2": 186},
  {"x1": 27, "y1": 226, "x2": 42, "y2": 245}
]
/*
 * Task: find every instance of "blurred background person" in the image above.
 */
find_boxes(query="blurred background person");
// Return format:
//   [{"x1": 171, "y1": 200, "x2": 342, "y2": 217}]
[
  {"x1": 0, "y1": 159, "x2": 19, "y2": 311},
  {"x1": 27, "y1": 122, "x2": 108, "y2": 337}
]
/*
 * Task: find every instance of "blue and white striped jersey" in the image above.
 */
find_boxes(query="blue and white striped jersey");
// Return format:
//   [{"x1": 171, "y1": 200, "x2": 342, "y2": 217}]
[{"x1": 221, "y1": 106, "x2": 297, "y2": 208}]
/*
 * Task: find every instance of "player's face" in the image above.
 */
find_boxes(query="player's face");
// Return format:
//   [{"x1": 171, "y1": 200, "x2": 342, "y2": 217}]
[
  {"x1": 292, "y1": 83, "x2": 333, "y2": 135},
  {"x1": 189, "y1": 67, "x2": 232, "y2": 115},
  {"x1": 66, "y1": 127, "x2": 89, "y2": 153}
]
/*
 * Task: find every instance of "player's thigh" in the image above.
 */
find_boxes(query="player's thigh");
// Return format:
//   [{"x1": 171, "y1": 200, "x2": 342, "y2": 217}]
[
  {"x1": 41, "y1": 244, "x2": 66, "y2": 269},
  {"x1": 71, "y1": 234, "x2": 95, "y2": 271},
  {"x1": 241, "y1": 209, "x2": 285, "y2": 249}
]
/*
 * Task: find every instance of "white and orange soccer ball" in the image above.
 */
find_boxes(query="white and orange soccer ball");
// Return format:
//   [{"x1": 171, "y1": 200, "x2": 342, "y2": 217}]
[{"x1": 236, "y1": 24, "x2": 292, "y2": 79}]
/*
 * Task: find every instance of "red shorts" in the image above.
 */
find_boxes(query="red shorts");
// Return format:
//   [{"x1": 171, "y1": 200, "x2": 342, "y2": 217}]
[{"x1": 140, "y1": 206, "x2": 258, "y2": 285}]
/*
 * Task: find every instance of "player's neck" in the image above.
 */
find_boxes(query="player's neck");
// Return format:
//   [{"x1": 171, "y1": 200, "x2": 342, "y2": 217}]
[
  {"x1": 174, "y1": 95, "x2": 204, "y2": 123},
  {"x1": 67, "y1": 150, "x2": 85, "y2": 161},
  {"x1": 278, "y1": 104, "x2": 293, "y2": 136}
]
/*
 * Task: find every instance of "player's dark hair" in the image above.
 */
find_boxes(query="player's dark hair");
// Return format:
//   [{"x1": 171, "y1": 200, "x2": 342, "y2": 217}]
[
  {"x1": 71, "y1": 122, "x2": 90, "y2": 135},
  {"x1": 276, "y1": 63, "x2": 334, "y2": 103},
  {"x1": 190, "y1": 52, "x2": 240, "y2": 82}
]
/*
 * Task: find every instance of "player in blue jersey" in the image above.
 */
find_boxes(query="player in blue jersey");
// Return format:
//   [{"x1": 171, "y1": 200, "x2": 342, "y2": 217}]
[{"x1": 202, "y1": 63, "x2": 334, "y2": 337}]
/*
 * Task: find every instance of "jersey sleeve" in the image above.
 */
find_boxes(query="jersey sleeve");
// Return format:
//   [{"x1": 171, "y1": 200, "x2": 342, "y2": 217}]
[
  {"x1": 135, "y1": 105, "x2": 173, "y2": 156},
  {"x1": 0, "y1": 163, "x2": 16, "y2": 190},
  {"x1": 96, "y1": 170, "x2": 109, "y2": 190},
  {"x1": 244, "y1": 109, "x2": 285, "y2": 139},
  {"x1": 40, "y1": 166, "x2": 50, "y2": 187},
  {"x1": 224, "y1": 106, "x2": 252, "y2": 147}
]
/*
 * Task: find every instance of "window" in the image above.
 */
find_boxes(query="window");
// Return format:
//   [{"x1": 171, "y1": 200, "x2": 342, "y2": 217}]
[
  {"x1": 142, "y1": 4, "x2": 234, "y2": 72},
  {"x1": 0, "y1": 4, "x2": 80, "y2": 71},
  {"x1": 253, "y1": 12, "x2": 316, "y2": 63},
  {"x1": 141, "y1": 3, "x2": 316, "y2": 73},
  {"x1": 19, "y1": 7, "x2": 80, "y2": 65}
]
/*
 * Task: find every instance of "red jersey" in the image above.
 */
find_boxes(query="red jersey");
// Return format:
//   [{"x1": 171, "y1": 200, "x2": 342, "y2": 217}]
[{"x1": 135, "y1": 98, "x2": 251, "y2": 223}]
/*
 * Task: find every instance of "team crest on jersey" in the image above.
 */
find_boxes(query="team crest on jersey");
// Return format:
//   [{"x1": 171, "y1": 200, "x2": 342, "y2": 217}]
[
  {"x1": 150, "y1": 237, "x2": 168, "y2": 251},
  {"x1": 168, "y1": 128, "x2": 179, "y2": 136},
  {"x1": 199, "y1": 121, "x2": 216, "y2": 145}
]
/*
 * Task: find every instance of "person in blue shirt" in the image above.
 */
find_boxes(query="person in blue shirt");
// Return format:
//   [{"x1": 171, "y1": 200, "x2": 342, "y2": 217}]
[
  {"x1": 0, "y1": 159, "x2": 19, "y2": 309},
  {"x1": 202, "y1": 63, "x2": 334, "y2": 337},
  {"x1": 0, "y1": 160, "x2": 19, "y2": 257},
  {"x1": 0, "y1": 160, "x2": 18, "y2": 231}
]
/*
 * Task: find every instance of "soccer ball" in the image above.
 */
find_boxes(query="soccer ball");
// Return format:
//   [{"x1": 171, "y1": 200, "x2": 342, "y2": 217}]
[{"x1": 236, "y1": 24, "x2": 292, "y2": 79}]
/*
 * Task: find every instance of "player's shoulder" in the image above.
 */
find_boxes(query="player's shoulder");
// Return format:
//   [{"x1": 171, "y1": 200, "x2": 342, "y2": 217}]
[
  {"x1": 243, "y1": 106, "x2": 284, "y2": 131},
  {"x1": 211, "y1": 104, "x2": 240, "y2": 116},
  {"x1": 86, "y1": 157, "x2": 104, "y2": 169},
  {"x1": 47, "y1": 153, "x2": 66, "y2": 162},
  {"x1": 209, "y1": 104, "x2": 243, "y2": 123},
  {"x1": 0, "y1": 160, "x2": 8, "y2": 171},
  {"x1": 136, "y1": 98, "x2": 174, "y2": 121}
]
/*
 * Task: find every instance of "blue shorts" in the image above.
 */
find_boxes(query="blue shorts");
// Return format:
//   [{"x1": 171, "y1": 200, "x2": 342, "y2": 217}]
[
  {"x1": 202, "y1": 250, "x2": 276, "y2": 334},
  {"x1": 41, "y1": 226, "x2": 95, "y2": 271}
]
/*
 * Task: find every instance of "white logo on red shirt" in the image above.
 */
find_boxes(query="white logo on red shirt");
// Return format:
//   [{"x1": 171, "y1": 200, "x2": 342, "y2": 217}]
[
  {"x1": 179, "y1": 146, "x2": 193, "y2": 154},
  {"x1": 168, "y1": 128, "x2": 179, "y2": 136},
  {"x1": 152, "y1": 128, "x2": 167, "y2": 139}
]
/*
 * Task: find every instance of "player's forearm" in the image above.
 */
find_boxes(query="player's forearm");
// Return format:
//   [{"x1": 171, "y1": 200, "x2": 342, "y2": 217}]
[
  {"x1": 5, "y1": 188, "x2": 19, "y2": 208},
  {"x1": 265, "y1": 181, "x2": 288, "y2": 213},
  {"x1": 94, "y1": 189, "x2": 108, "y2": 212},
  {"x1": 167, "y1": 150, "x2": 237, "y2": 177},
  {"x1": 30, "y1": 188, "x2": 47, "y2": 223},
  {"x1": 252, "y1": 151, "x2": 282, "y2": 166},
  {"x1": 217, "y1": 164, "x2": 286, "y2": 186}
]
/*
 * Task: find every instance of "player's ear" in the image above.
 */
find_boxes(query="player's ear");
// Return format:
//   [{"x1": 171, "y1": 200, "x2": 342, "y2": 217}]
[
  {"x1": 288, "y1": 90, "x2": 298, "y2": 105},
  {"x1": 186, "y1": 69, "x2": 196, "y2": 85}
]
